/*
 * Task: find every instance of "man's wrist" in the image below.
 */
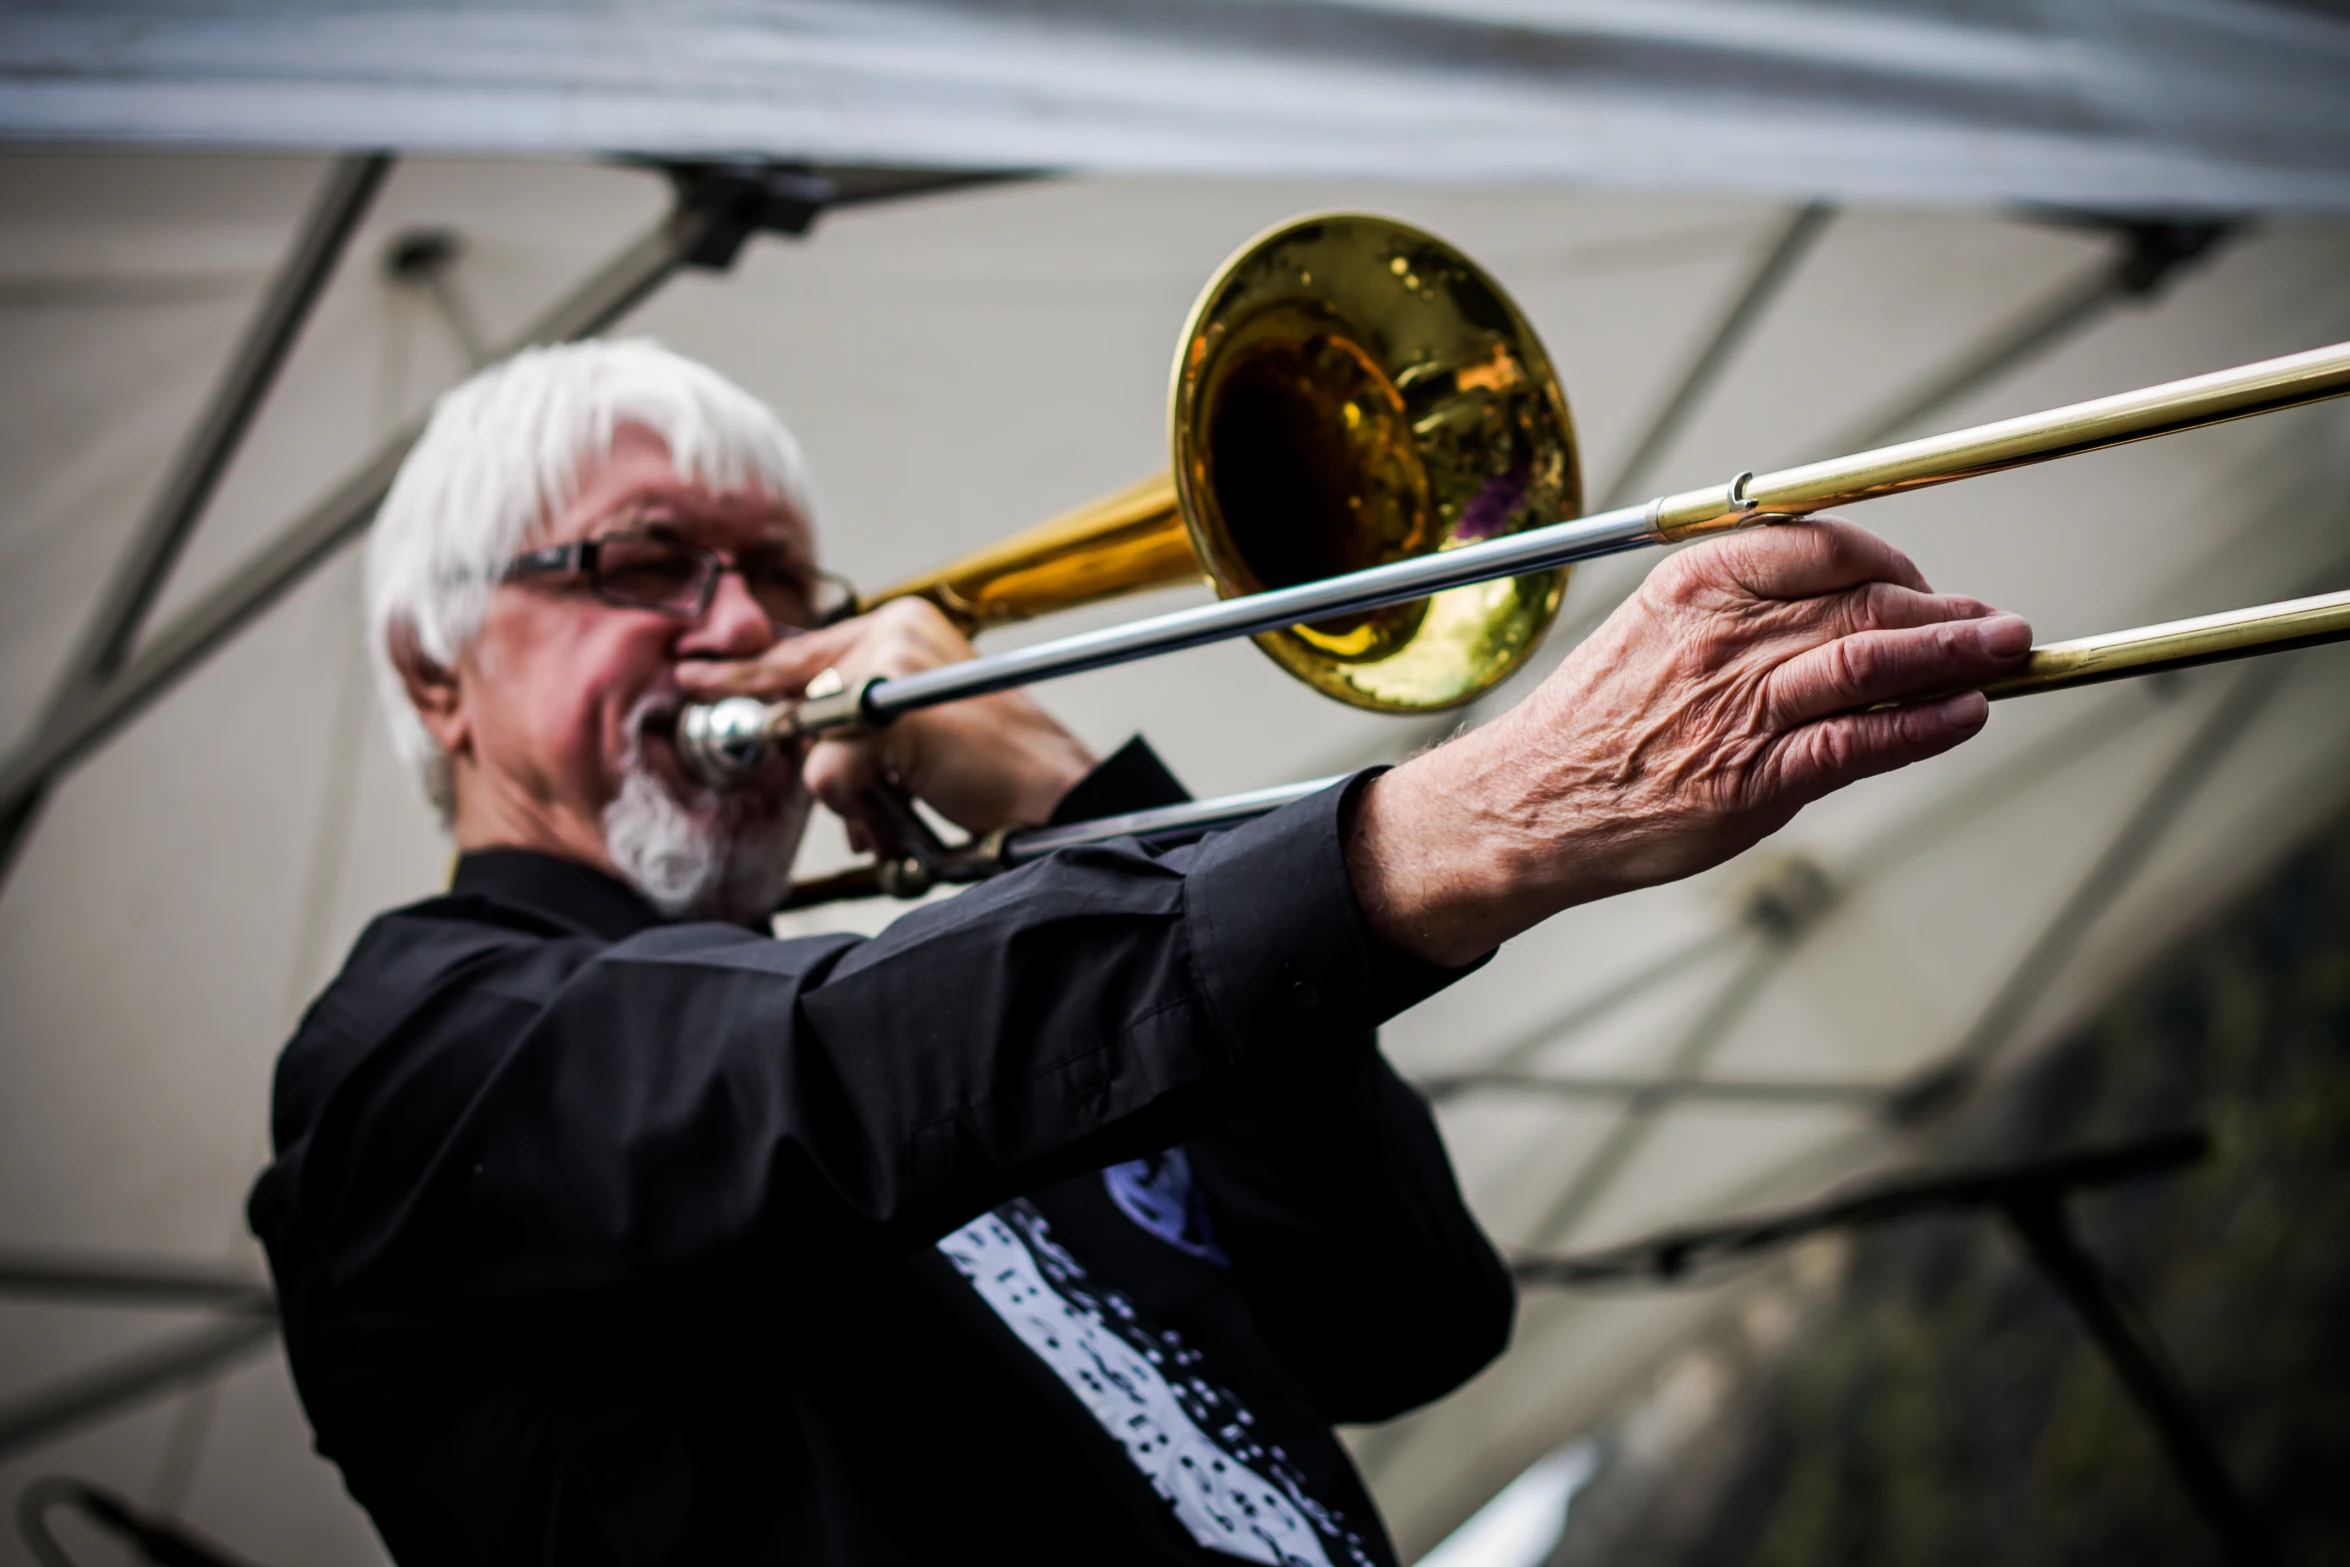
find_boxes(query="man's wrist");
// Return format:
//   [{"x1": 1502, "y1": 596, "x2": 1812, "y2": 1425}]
[{"x1": 1343, "y1": 758, "x2": 1530, "y2": 968}]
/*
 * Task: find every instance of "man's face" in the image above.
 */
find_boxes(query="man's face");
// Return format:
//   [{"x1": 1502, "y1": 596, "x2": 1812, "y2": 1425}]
[{"x1": 443, "y1": 423, "x2": 816, "y2": 916}]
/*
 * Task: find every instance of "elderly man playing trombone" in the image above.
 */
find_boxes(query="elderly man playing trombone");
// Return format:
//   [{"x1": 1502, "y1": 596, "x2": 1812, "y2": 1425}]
[{"x1": 248, "y1": 337, "x2": 2028, "y2": 1567}]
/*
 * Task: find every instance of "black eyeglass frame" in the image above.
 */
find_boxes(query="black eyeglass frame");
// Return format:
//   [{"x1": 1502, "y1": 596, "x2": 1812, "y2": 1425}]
[{"x1": 500, "y1": 533, "x2": 861, "y2": 632}]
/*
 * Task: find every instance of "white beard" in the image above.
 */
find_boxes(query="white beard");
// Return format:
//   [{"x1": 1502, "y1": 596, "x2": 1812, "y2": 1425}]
[{"x1": 603, "y1": 698, "x2": 809, "y2": 925}]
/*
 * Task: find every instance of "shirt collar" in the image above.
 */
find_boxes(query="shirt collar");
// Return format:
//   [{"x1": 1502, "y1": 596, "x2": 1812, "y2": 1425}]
[{"x1": 450, "y1": 848, "x2": 664, "y2": 942}]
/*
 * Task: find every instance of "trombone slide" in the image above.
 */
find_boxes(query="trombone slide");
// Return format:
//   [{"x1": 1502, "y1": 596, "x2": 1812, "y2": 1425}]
[
  {"x1": 1980, "y1": 589, "x2": 2350, "y2": 700},
  {"x1": 787, "y1": 588, "x2": 2350, "y2": 907},
  {"x1": 748, "y1": 338, "x2": 2350, "y2": 747}
]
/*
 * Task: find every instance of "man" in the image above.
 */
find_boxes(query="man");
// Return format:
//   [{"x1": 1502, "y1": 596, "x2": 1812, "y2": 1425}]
[{"x1": 250, "y1": 339, "x2": 2029, "y2": 1566}]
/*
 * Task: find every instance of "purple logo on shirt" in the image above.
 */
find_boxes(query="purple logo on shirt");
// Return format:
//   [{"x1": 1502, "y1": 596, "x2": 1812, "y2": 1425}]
[{"x1": 1103, "y1": 1149, "x2": 1229, "y2": 1266}]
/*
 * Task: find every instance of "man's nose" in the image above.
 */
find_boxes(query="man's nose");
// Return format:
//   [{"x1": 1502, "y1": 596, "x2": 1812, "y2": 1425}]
[{"x1": 685, "y1": 569, "x2": 776, "y2": 656}]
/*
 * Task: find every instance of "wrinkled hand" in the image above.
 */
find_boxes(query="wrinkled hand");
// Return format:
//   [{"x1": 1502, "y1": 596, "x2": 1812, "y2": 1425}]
[
  {"x1": 673, "y1": 598, "x2": 1096, "y2": 851},
  {"x1": 1348, "y1": 519, "x2": 2031, "y2": 966}
]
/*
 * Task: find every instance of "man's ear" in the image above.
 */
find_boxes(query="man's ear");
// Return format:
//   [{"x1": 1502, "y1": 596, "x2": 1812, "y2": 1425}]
[{"x1": 389, "y1": 623, "x2": 470, "y2": 759}]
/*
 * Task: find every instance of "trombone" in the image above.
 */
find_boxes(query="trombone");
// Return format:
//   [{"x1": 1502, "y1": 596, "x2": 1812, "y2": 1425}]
[{"x1": 668, "y1": 214, "x2": 2350, "y2": 906}]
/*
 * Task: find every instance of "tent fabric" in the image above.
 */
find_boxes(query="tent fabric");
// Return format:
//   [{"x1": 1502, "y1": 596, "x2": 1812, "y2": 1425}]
[
  {"x1": 2, "y1": 158, "x2": 2347, "y2": 1563},
  {"x1": 4, "y1": 1, "x2": 2350, "y2": 213}
]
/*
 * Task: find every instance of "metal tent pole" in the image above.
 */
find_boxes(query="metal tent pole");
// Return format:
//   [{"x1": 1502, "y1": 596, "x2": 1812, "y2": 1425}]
[
  {"x1": 1890, "y1": 654, "x2": 2292, "y2": 1124},
  {"x1": 0, "y1": 1316, "x2": 278, "y2": 1464},
  {"x1": 1597, "y1": 201, "x2": 1835, "y2": 510},
  {"x1": 1514, "y1": 1133, "x2": 2276, "y2": 1567},
  {"x1": 0, "y1": 1252, "x2": 271, "y2": 1311},
  {"x1": 2003, "y1": 1195, "x2": 2277, "y2": 1567},
  {"x1": 1417, "y1": 1071, "x2": 1887, "y2": 1109},
  {"x1": 0, "y1": 153, "x2": 392, "y2": 880},
  {"x1": 1523, "y1": 938, "x2": 1790, "y2": 1249},
  {"x1": 1824, "y1": 219, "x2": 2230, "y2": 456}
]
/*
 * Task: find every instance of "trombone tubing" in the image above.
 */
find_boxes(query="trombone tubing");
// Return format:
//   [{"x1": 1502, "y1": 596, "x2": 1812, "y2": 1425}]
[
  {"x1": 821, "y1": 339, "x2": 2350, "y2": 735},
  {"x1": 1981, "y1": 588, "x2": 2350, "y2": 699},
  {"x1": 970, "y1": 589, "x2": 2350, "y2": 874}
]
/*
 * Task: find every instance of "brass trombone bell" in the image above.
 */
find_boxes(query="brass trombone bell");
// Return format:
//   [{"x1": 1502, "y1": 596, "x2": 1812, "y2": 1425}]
[{"x1": 864, "y1": 213, "x2": 1580, "y2": 713}]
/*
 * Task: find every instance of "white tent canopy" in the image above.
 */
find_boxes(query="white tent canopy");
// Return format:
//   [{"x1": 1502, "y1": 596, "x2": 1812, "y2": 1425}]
[
  {"x1": 5, "y1": 1, "x2": 2350, "y2": 212},
  {"x1": 1, "y1": 9, "x2": 2348, "y2": 1565},
  {"x1": 1, "y1": 154, "x2": 2345, "y2": 1566}
]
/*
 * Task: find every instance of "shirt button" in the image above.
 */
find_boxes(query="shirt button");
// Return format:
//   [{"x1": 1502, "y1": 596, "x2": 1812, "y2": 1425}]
[{"x1": 1288, "y1": 978, "x2": 1320, "y2": 1009}]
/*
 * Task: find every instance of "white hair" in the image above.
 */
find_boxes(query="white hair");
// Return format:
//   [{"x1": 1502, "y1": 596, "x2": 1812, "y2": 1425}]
[{"x1": 365, "y1": 338, "x2": 817, "y2": 822}]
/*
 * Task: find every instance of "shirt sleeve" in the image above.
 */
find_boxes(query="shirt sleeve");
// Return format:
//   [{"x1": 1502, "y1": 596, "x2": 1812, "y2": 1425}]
[
  {"x1": 254, "y1": 770, "x2": 1466, "y2": 1317},
  {"x1": 1047, "y1": 734, "x2": 1189, "y2": 824}
]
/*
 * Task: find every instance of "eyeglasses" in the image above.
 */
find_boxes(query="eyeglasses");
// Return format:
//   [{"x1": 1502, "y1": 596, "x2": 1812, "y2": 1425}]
[{"x1": 501, "y1": 526, "x2": 858, "y2": 633}]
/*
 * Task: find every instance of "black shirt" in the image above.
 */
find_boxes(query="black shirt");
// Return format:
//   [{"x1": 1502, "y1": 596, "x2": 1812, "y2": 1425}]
[{"x1": 247, "y1": 744, "x2": 1512, "y2": 1566}]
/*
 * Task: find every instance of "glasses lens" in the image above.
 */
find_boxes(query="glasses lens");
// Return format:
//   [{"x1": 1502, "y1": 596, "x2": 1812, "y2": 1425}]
[
  {"x1": 740, "y1": 551, "x2": 855, "y2": 630},
  {"x1": 593, "y1": 535, "x2": 713, "y2": 612}
]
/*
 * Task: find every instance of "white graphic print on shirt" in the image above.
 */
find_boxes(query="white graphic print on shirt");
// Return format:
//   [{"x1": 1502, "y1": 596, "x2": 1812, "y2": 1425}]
[{"x1": 938, "y1": 1200, "x2": 1372, "y2": 1566}]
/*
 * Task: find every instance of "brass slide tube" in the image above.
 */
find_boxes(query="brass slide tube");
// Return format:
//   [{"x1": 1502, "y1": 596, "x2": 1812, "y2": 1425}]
[
  {"x1": 1651, "y1": 340, "x2": 2350, "y2": 539},
  {"x1": 787, "y1": 587, "x2": 2350, "y2": 901},
  {"x1": 1981, "y1": 589, "x2": 2350, "y2": 700}
]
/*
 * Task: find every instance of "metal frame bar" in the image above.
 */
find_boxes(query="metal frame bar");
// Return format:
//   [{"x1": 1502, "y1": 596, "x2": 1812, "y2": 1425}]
[
  {"x1": 0, "y1": 1314, "x2": 277, "y2": 1464},
  {"x1": 1419, "y1": 1070, "x2": 1888, "y2": 1108},
  {"x1": 1423, "y1": 928, "x2": 1746, "y2": 1103},
  {"x1": 1513, "y1": 1129, "x2": 2207, "y2": 1284},
  {"x1": 2003, "y1": 1192, "x2": 2277, "y2": 1567},
  {"x1": 0, "y1": 1252, "x2": 272, "y2": 1311},
  {"x1": 385, "y1": 226, "x2": 493, "y2": 365},
  {"x1": 1598, "y1": 201, "x2": 1835, "y2": 510},
  {"x1": 1525, "y1": 938, "x2": 1792, "y2": 1248},
  {"x1": 1889, "y1": 653, "x2": 2294, "y2": 1121},
  {"x1": 1824, "y1": 219, "x2": 2230, "y2": 456},
  {"x1": 1513, "y1": 1130, "x2": 2276, "y2": 1567},
  {"x1": 0, "y1": 153, "x2": 392, "y2": 878}
]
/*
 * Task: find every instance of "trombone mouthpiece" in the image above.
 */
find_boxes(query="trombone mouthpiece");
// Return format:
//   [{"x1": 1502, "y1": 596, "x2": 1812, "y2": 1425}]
[
  {"x1": 676, "y1": 697, "x2": 777, "y2": 790},
  {"x1": 676, "y1": 677, "x2": 881, "y2": 789}
]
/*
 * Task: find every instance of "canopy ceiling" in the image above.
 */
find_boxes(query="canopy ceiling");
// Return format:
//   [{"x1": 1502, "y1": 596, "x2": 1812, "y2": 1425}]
[
  {"x1": 0, "y1": 153, "x2": 2346, "y2": 1565},
  {"x1": 5, "y1": 1, "x2": 2350, "y2": 212}
]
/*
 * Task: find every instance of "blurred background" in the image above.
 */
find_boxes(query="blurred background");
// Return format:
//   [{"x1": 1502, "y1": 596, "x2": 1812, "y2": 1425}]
[{"x1": 1, "y1": 3, "x2": 2347, "y2": 1564}]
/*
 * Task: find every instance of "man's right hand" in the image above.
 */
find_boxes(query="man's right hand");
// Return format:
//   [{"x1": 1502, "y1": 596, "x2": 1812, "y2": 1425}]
[
  {"x1": 675, "y1": 597, "x2": 1097, "y2": 852},
  {"x1": 1345, "y1": 518, "x2": 2032, "y2": 966}
]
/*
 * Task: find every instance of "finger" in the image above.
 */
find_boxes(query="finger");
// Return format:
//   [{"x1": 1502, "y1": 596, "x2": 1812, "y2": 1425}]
[
  {"x1": 1700, "y1": 517, "x2": 1933, "y2": 602},
  {"x1": 678, "y1": 599, "x2": 975, "y2": 699},
  {"x1": 1735, "y1": 581, "x2": 2000, "y2": 661},
  {"x1": 1810, "y1": 582, "x2": 1999, "y2": 642},
  {"x1": 1759, "y1": 690, "x2": 1991, "y2": 804},
  {"x1": 818, "y1": 598, "x2": 971, "y2": 684},
  {"x1": 1763, "y1": 613, "x2": 2030, "y2": 725},
  {"x1": 803, "y1": 735, "x2": 883, "y2": 822},
  {"x1": 674, "y1": 623, "x2": 862, "y2": 698}
]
